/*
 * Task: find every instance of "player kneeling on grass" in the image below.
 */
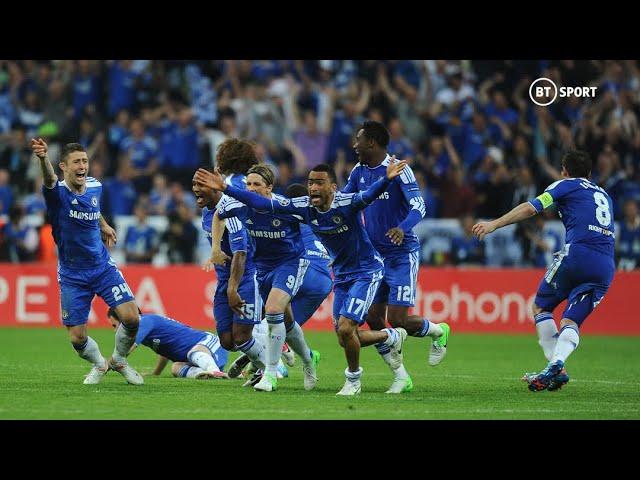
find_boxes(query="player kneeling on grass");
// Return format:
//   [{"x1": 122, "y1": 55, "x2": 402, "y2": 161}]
[{"x1": 107, "y1": 308, "x2": 229, "y2": 380}]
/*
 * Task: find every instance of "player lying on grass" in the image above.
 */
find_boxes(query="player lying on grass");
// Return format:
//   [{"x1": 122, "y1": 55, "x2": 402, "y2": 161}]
[{"x1": 108, "y1": 308, "x2": 229, "y2": 379}]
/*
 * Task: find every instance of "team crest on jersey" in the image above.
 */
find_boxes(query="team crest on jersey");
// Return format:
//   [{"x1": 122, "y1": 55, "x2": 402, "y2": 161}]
[
  {"x1": 272, "y1": 218, "x2": 282, "y2": 227},
  {"x1": 332, "y1": 215, "x2": 342, "y2": 224},
  {"x1": 278, "y1": 198, "x2": 291, "y2": 206},
  {"x1": 91, "y1": 196, "x2": 98, "y2": 207}
]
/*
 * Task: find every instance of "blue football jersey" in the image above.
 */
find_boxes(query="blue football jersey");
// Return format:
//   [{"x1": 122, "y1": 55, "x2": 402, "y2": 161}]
[
  {"x1": 222, "y1": 184, "x2": 389, "y2": 279},
  {"x1": 42, "y1": 177, "x2": 110, "y2": 269},
  {"x1": 217, "y1": 193, "x2": 306, "y2": 271},
  {"x1": 300, "y1": 223, "x2": 332, "y2": 270},
  {"x1": 202, "y1": 202, "x2": 254, "y2": 283},
  {"x1": 343, "y1": 155, "x2": 424, "y2": 256},
  {"x1": 529, "y1": 177, "x2": 615, "y2": 256},
  {"x1": 135, "y1": 313, "x2": 207, "y2": 362}
]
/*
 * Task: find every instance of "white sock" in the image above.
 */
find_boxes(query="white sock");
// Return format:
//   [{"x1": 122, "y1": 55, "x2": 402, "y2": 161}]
[
  {"x1": 552, "y1": 325, "x2": 580, "y2": 363},
  {"x1": 177, "y1": 365, "x2": 205, "y2": 378},
  {"x1": 237, "y1": 337, "x2": 266, "y2": 369},
  {"x1": 535, "y1": 312, "x2": 559, "y2": 361},
  {"x1": 73, "y1": 337, "x2": 105, "y2": 368},
  {"x1": 426, "y1": 321, "x2": 443, "y2": 339},
  {"x1": 393, "y1": 364, "x2": 410, "y2": 379},
  {"x1": 285, "y1": 322, "x2": 312, "y2": 366},
  {"x1": 112, "y1": 322, "x2": 138, "y2": 363},
  {"x1": 265, "y1": 314, "x2": 286, "y2": 377},
  {"x1": 382, "y1": 328, "x2": 398, "y2": 347},
  {"x1": 345, "y1": 366, "x2": 363, "y2": 383},
  {"x1": 188, "y1": 350, "x2": 220, "y2": 372}
]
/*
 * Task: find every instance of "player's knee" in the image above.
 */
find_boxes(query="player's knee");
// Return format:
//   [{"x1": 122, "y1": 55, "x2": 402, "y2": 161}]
[
  {"x1": 219, "y1": 336, "x2": 235, "y2": 351},
  {"x1": 118, "y1": 304, "x2": 140, "y2": 328},
  {"x1": 336, "y1": 321, "x2": 355, "y2": 341},
  {"x1": 171, "y1": 363, "x2": 184, "y2": 377},
  {"x1": 531, "y1": 303, "x2": 544, "y2": 317},
  {"x1": 69, "y1": 331, "x2": 88, "y2": 345}
]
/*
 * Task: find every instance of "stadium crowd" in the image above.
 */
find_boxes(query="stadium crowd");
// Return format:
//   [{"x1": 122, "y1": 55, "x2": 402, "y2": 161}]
[{"x1": 0, "y1": 60, "x2": 639, "y2": 268}]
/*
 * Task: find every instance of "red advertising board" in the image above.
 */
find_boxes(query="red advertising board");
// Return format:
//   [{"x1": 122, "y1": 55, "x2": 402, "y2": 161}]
[{"x1": 0, "y1": 264, "x2": 637, "y2": 334}]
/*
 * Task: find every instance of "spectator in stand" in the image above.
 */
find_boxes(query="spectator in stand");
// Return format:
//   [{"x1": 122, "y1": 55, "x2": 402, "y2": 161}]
[
  {"x1": 102, "y1": 163, "x2": 137, "y2": 217},
  {"x1": 162, "y1": 202, "x2": 198, "y2": 264},
  {"x1": 149, "y1": 173, "x2": 172, "y2": 215},
  {"x1": 439, "y1": 165, "x2": 476, "y2": 218},
  {"x1": 617, "y1": 198, "x2": 640, "y2": 270},
  {"x1": 1, "y1": 204, "x2": 39, "y2": 262},
  {"x1": 451, "y1": 214, "x2": 485, "y2": 266},
  {"x1": 162, "y1": 107, "x2": 201, "y2": 189},
  {"x1": 387, "y1": 117, "x2": 415, "y2": 162},
  {"x1": 72, "y1": 60, "x2": 101, "y2": 120},
  {"x1": 120, "y1": 117, "x2": 158, "y2": 194},
  {"x1": 124, "y1": 203, "x2": 158, "y2": 264},
  {"x1": 0, "y1": 168, "x2": 13, "y2": 215}
]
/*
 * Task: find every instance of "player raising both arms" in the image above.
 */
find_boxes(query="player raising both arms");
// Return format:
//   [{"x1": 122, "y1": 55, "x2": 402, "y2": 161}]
[
  {"x1": 195, "y1": 158, "x2": 408, "y2": 396},
  {"x1": 31, "y1": 138, "x2": 143, "y2": 385},
  {"x1": 344, "y1": 121, "x2": 450, "y2": 393},
  {"x1": 472, "y1": 150, "x2": 616, "y2": 391}
]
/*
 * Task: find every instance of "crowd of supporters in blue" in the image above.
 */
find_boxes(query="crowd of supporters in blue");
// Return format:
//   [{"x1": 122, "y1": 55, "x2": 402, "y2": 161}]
[{"x1": 0, "y1": 60, "x2": 639, "y2": 268}]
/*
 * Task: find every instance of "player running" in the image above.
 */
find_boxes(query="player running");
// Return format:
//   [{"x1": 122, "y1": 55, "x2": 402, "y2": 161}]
[
  {"x1": 472, "y1": 150, "x2": 615, "y2": 391},
  {"x1": 217, "y1": 164, "x2": 319, "y2": 393},
  {"x1": 195, "y1": 157, "x2": 408, "y2": 396},
  {"x1": 32, "y1": 138, "x2": 143, "y2": 385},
  {"x1": 344, "y1": 120, "x2": 450, "y2": 393}
]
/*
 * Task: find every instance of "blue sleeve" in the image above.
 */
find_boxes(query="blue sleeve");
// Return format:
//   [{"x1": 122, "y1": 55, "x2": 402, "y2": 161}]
[
  {"x1": 397, "y1": 167, "x2": 426, "y2": 233},
  {"x1": 341, "y1": 165, "x2": 359, "y2": 194},
  {"x1": 42, "y1": 182, "x2": 61, "y2": 209},
  {"x1": 528, "y1": 179, "x2": 570, "y2": 213},
  {"x1": 355, "y1": 176, "x2": 392, "y2": 210},
  {"x1": 225, "y1": 216, "x2": 248, "y2": 253},
  {"x1": 217, "y1": 195, "x2": 249, "y2": 220},
  {"x1": 225, "y1": 185, "x2": 308, "y2": 219},
  {"x1": 135, "y1": 317, "x2": 153, "y2": 345}
]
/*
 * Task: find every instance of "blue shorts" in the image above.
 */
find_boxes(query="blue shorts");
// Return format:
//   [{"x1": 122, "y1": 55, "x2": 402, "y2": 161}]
[
  {"x1": 256, "y1": 258, "x2": 310, "y2": 302},
  {"x1": 58, "y1": 259, "x2": 135, "y2": 327},
  {"x1": 534, "y1": 244, "x2": 614, "y2": 326},
  {"x1": 333, "y1": 268, "x2": 385, "y2": 327},
  {"x1": 291, "y1": 262, "x2": 333, "y2": 325},
  {"x1": 214, "y1": 271, "x2": 262, "y2": 334},
  {"x1": 372, "y1": 251, "x2": 420, "y2": 306}
]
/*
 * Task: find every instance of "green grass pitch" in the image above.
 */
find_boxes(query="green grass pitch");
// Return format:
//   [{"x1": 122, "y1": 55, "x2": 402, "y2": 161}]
[{"x1": 1, "y1": 328, "x2": 638, "y2": 420}]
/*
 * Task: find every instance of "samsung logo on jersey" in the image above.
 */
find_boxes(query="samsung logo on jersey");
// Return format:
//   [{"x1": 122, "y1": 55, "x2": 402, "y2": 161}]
[
  {"x1": 318, "y1": 225, "x2": 350, "y2": 235},
  {"x1": 249, "y1": 230, "x2": 286, "y2": 239},
  {"x1": 68, "y1": 210, "x2": 101, "y2": 220}
]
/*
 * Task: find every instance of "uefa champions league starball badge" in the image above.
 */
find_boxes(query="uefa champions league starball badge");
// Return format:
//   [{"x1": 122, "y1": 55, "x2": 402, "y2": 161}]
[{"x1": 332, "y1": 216, "x2": 342, "y2": 224}]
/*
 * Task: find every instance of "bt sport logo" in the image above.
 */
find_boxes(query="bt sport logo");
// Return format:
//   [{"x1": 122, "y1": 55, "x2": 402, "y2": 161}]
[{"x1": 529, "y1": 77, "x2": 598, "y2": 106}]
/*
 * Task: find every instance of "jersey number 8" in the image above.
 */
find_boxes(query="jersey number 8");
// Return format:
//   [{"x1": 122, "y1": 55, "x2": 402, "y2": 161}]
[{"x1": 594, "y1": 192, "x2": 611, "y2": 227}]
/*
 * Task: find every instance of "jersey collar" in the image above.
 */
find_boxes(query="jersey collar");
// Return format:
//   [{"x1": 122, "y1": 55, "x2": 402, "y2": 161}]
[{"x1": 361, "y1": 153, "x2": 391, "y2": 170}]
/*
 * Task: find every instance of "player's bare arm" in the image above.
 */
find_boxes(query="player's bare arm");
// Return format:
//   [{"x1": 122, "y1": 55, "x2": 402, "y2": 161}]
[
  {"x1": 30, "y1": 137, "x2": 57, "y2": 188},
  {"x1": 99, "y1": 215, "x2": 117, "y2": 247},
  {"x1": 472, "y1": 202, "x2": 538, "y2": 241},
  {"x1": 211, "y1": 211, "x2": 231, "y2": 266},
  {"x1": 151, "y1": 355, "x2": 169, "y2": 376},
  {"x1": 227, "y1": 251, "x2": 247, "y2": 317}
]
